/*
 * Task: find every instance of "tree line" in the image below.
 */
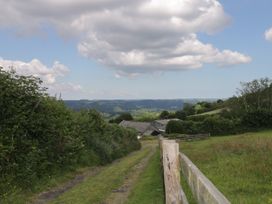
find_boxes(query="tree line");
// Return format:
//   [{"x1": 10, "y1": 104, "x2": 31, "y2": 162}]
[{"x1": 166, "y1": 77, "x2": 272, "y2": 136}]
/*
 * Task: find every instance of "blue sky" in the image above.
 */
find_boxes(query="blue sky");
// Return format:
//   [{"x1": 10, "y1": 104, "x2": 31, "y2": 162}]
[{"x1": 0, "y1": 0, "x2": 272, "y2": 99}]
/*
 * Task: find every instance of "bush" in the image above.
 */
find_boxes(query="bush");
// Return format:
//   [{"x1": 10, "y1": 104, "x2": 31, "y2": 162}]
[
  {"x1": 242, "y1": 110, "x2": 272, "y2": 128},
  {"x1": 201, "y1": 115, "x2": 238, "y2": 136},
  {"x1": 166, "y1": 120, "x2": 201, "y2": 134},
  {"x1": 166, "y1": 115, "x2": 241, "y2": 136}
]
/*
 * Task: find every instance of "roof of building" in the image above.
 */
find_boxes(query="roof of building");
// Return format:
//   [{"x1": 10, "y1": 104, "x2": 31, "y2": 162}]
[{"x1": 119, "y1": 120, "x2": 152, "y2": 133}]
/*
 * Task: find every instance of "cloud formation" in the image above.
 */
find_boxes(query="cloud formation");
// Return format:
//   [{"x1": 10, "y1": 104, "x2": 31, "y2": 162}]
[
  {"x1": 265, "y1": 27, "x2": 272, "y2": 41},
  {"x1": 0, "y1": 58, "x2": 82, "y2": 95},
  {"x1": 0, "y1": 0, "x2": 251, "y2": 76}
]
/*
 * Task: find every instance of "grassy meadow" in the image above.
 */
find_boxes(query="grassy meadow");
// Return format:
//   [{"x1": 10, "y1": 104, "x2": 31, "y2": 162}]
[
  {"x1": 180, "y1": 130, "x2": 272, "y2": 204},
  {"x1": 132, "y1": 109, "x2": 161, "y2": 121}
]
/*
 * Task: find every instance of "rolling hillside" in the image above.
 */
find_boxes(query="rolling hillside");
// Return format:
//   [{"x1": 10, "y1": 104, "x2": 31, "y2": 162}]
[{"x1": 64, "y1": 99, "x2": 215, "y2": 115}]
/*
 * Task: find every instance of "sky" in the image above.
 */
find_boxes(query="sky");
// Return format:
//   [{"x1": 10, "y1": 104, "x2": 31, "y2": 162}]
[{"x1": 0, "y1": 0, "x2": 272, "y2": 100}]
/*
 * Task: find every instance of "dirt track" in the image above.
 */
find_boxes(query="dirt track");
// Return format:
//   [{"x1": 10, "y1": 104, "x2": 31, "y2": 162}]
[{"x1": 32, "y1": 140, "x2": 157, "y2": 204}]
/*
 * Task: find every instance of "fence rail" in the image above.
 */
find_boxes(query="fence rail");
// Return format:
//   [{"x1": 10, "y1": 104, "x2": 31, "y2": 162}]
[
  {"x1": 160, "y1": 138, "x2": 230, "y2": 204},
  {"x1": 179, "y1": 153, "x2": 230, "y2": 204}
]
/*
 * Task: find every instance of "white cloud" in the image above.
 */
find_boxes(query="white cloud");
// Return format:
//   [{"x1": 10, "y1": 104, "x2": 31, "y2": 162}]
[
  {"x1": 49, "y1": 82, "x2": 82, "y2": 94},
  {"x1": 0, "y1": 0, "x2": 251, "y2": 76},
  {"x1": 265, "y1": 27, "x2": 272, "y2": 42},
  {"x1": 0, "y1": 58, "x2": 82, "y2": 95}
]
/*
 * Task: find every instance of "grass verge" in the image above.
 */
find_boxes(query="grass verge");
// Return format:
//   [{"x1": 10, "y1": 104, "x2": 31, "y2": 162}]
[
  {"x1": 126, "y1": 148, "x2": 164, "y2": 204},
  {"x1": 50, "y1": 146, "x2": 151, "y2": 204},
  {"x1": 180, "y1": 130, "x2": 272, "y2": 204},
  {"x1": 1, "y1": 166, "x2": 95, "y2": 204}
]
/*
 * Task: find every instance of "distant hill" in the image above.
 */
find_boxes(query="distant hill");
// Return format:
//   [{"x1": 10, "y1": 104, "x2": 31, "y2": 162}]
[{"x1": 64, "y1": 99, "x2": 216, "y2": 116}]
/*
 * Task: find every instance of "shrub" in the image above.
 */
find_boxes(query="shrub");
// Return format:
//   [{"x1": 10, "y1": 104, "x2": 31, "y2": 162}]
[
  {"x1": 242, "y1": 110, "x2": 272, "y2": 128},
  {"x1": 166, "y1": 115, "x2": 241, "y2": 136},
  {"x1": 202, "y1": 115, "x2": 237, "y2": 135},
  {"x1": 166, "y1": 120, "x2": 201, "y2": 134}
]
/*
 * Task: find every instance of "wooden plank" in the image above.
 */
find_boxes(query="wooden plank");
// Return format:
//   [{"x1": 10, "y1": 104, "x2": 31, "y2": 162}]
[
  {"x1": 179, "y1": 153, "x2": 230, "y2": 204},
  {"x1": 161, "y1": 139, "x2": 188, "y2": 204}
]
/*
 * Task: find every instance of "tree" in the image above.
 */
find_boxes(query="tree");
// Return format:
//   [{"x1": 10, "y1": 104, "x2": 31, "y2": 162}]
[
  {"x1": 183, "y1": 103, "x2": 195, "y2": 116},
  {"x1": 159, "y1": 110, "x2": 170, "y2": 119},
  {"x1": 237, "y1": 78, "x2": 272, "y2": 112},
  {"x1": 175, "y1": 110, "x2": 186, "y2": 120},
  {"x1": 109, "y1": 112, "x2": 133, "y2": 123}
]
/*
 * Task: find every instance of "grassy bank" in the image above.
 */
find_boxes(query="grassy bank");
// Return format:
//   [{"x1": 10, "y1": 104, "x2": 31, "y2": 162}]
[
  {"x1": 1, "y1": 166, "x2": 97, "y2": 204},
  {"x1": 180, "y1": 130, "x2": 272, "y2": 204},
  {"x1": 126, "y1": 148, "x2": 164, "y2": 204},
  {"x1": 50, "y1": 145, "x2": 152, "y2": 204}
]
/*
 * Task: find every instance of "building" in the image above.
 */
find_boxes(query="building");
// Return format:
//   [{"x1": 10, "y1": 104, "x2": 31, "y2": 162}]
[
  {"x1": 119, "y1": 118, "x2": 181, "y2": 138},
  {"x1": 119, "y1": 120, "x2": 160, "y2": 137}
]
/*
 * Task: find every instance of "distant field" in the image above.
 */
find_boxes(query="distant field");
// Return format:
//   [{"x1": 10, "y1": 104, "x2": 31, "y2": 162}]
[
  {"x1": 132, "y1": 109, "x2": 161, "y2": 121},
  {"x1": 64, "y1": 99, "x2": 186, "y2": 114},
  {"x1": 189, "y1": 108, "x2": 225, "y2": 117},
  {"x1": 180, "y1": 130, "x2": 272, "y2": 204}
]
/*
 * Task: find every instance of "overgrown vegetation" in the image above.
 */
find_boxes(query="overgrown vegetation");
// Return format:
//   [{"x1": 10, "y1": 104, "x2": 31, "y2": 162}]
[
  {"x1": 180, "y1": 130, "x2": 272, "y2": 204},
  {"x1": 0, "y1": 68, "x2": 140, "y2": 199}
]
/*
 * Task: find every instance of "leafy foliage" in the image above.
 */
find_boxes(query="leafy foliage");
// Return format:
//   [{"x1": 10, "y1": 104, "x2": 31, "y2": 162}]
[
  {"x1": 0, "y1": 68, "x2": 140, "y2": 198},
  {"x1": 167, "y1": 78, "x2": 272, "y2": 136},
  {"x1": 109, "y1": 112, "x2": 134, "y2": 124},
  {"x1": 159, "y1": 110, "x2": 171, "y2": 119},
  {"x1": 233, "y1": 78, "x2": 272, "y2": 129}
]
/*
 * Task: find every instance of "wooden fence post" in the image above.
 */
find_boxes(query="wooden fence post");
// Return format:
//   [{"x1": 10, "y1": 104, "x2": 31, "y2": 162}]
[{"x1": 161, "y1": 139, "x2": 188, "y2": 204}]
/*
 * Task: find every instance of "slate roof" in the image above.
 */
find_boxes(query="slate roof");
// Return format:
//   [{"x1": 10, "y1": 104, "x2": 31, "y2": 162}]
[
  {"x1": 119, "y1": 120, "x2": 152, "y2": 134},
  {"x1": 119, "y1": 119, "x2": 179, "y2": 135}
]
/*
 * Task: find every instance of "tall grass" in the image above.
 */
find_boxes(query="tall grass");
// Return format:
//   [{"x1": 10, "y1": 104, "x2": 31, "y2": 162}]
[{"x1": 180, "y1": 130, "x2": 272, "y2": 204}]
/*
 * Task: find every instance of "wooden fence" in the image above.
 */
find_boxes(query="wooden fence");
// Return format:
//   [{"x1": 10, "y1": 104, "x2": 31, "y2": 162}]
[
  {"x1": 160, "y1": 138, "x2": 188, "y2": 204},
  {"x1": 160, "y1": 138, "x2": 230, "y2": 204}
]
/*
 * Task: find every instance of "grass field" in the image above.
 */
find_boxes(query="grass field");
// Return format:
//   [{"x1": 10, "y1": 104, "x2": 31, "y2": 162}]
[
  {"x1": 132, "y1": 109, "x2": 160, "y2": 121},
  {"x1": 126, "y1": 149, "x2": 164, "y2": 204},
  {"x1": 189, "y1": 108, "x2": 225, "y2": 118},
  {"x1": 180, "y1": 130, "x2": 272, "y2": 204}
]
